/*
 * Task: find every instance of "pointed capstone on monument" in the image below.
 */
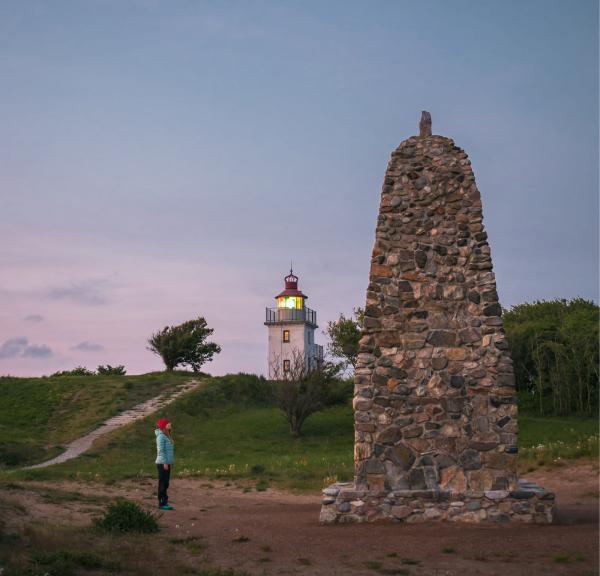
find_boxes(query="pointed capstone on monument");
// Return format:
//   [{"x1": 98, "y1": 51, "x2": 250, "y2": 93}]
[
  {"x1": 419, "y1": 110, "x2": 432, "y2": 137},
  {"x1": 320, "y1": 114, "x2": 555, "y2": 525}
]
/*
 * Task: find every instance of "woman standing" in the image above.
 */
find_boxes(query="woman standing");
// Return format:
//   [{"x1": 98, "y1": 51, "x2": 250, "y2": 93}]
[{"x1": 155, "y1": 418, "x2": 174, "y2": 510}]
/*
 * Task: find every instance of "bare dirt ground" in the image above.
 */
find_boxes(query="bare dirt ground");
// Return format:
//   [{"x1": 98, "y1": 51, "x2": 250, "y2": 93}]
[{"x1": 3, "y1": 462, "x2": 598, "y2": 575}]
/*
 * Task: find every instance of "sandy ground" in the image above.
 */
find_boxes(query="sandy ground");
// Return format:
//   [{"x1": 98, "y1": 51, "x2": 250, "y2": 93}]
[{"x1": 3, "y1": 462, "x2": 598, "y2": 575}]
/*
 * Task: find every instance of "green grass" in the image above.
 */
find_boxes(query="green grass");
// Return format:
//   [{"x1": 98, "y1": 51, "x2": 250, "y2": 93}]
[
  {"x1": 518, "y1": 416, "x2": 599, "y2": 464},
  {"x1": 0, "y1": 371, "x2": 196, "y2": 467},
  {"x1": 1, "y1": 373, "x2": 597, "y2": 491},
  {"x1": 13, "y1": 400, "x2": 355, "y2": 490}
]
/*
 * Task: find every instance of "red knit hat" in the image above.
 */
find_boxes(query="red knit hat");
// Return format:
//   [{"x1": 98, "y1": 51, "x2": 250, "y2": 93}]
[{"x1": 157, "y1": 418, "x2": 170, "y2": 430}]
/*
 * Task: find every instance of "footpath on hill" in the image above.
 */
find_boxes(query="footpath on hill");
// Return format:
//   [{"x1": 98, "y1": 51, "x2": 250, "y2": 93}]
[{"x1": 26, "y1": 379, "x2": 202, "y2": 470}]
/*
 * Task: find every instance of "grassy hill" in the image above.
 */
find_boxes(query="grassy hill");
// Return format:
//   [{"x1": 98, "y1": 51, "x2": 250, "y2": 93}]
[
  {"x1": 0, "y1": 372, "x2": 196, "y2": 467},
  {"x1": 7, "y1": 373, "x2": 598, "y2": 492}
]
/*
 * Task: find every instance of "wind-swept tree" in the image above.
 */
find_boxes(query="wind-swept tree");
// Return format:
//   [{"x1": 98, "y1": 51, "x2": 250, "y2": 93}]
[{"x1": 148, "y1": 317, "x2": 221, "y2": 372}]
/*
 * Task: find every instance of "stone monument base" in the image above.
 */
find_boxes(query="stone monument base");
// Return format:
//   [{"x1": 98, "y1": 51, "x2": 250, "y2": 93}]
[{"x1": 319, "y1": 479, "x2": 555, "y2": 524}]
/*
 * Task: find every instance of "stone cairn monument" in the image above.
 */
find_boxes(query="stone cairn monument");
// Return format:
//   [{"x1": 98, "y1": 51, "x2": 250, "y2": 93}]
[{"x1": 320, "y1": 113, "x2": 555, "y2": 524}]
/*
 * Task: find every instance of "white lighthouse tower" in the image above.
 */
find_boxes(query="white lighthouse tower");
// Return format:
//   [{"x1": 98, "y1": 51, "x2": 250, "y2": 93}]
[{"x1": 265, "y1": 268, "x2": 323, "y2": 378}]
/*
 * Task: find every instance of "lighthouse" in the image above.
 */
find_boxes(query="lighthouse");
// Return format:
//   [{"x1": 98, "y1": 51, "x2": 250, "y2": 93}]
[{"x1": 265, "y1": 269, "x2": 323, "y2": 378}]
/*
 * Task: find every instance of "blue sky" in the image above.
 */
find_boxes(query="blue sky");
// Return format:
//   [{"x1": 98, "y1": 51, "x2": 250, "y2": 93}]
[{"x1": 1, "y1": 0, "x2": 598, "y2": 376}]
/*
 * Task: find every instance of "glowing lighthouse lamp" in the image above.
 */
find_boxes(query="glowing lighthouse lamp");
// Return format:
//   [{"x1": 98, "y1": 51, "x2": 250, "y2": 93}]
[{"x1": 265, "y1": 268, "x2": 323, "y2": 378}]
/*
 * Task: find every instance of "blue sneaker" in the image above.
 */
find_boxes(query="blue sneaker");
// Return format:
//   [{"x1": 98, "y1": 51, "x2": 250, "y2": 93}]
[{"x1": 159, "y1": 504, "x2": 174, "y2": 510}]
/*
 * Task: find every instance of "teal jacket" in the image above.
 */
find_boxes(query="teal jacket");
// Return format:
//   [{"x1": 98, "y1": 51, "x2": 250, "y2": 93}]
[{"x1": 155, "y1": 429, "x2": 174, "y2": 465}]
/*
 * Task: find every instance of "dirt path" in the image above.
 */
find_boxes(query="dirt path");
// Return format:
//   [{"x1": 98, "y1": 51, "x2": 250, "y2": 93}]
[
  {"x1": 25, "y1": 379, "x2": 202, "y2": 469},
  {"x1": 4, "y1": 462, "x2": 598, "y2": 575}
]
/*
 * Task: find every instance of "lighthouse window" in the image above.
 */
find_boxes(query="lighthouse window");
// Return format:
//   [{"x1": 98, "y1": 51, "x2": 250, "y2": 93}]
[
  {"x1": 277, "y1": 296, "x2": 303, "y2": 309},
  {"x1": 283, "y1": 330, "x2": 290, "y2": 343},
  {"x1": 283, "y1": 359, "x2": 290, "y2": 372}
]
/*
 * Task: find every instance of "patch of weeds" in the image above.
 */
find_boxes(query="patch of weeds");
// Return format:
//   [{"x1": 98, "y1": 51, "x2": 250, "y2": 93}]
[
  {"x1": 251, "y1": 464, "x2": 266, "y2": 475},
  {"x1": 242, "y1": 487, "x2": 252, "y2": 493},
  {"x1": 187, "y1": 541, "x2": 206, "y2": 555},
  {"x1": 170, "y1": 536, "x2": 202, "y2": 545},
  {"x1": 37, "y1": 487, "x2": 105, "y2": 505},
  {"x1": 194, "y1": 569, "x2": 252, "y2": 576},
  {"x1": 1, "y1": 482, "x2": 24, "y2": 490},
  {"x1": 170, "y1": 535, "x2": 206, "y2": 556},
  {"x1": 258, "y1": 557, "x2": 271, "y2": 563},
  {"x1": 553, "y1": 552, "x2": 585, "y2": 563},
  {"x1": 554, "y1": 552, "x2": 570, "y2": 563},
  {"x1": 255, "y1": 479, "x2": 269, "y2": 492},
  {"x1": 232, "y1": 533, "x2": 250, "y2": 543},
  {"x1": 401, "y1": 558, "x2": 421, "y2": 565},
  {"x1": 0, "y1": 530, "x2": 21, "y2": 543},
  {"x1": 365, "y1": 560, "x2": 383, "y2": 570},
  {"x1": 31, "y1": 550, "x2": 121, "y2": 575},
  {"x1": 297, "y1": 558, "x2": 312, "y2": 566},
  {"x1": 497, "y1": 552, "x2": 517, "y2": 563},
  {"x1": 386, "y1": 552, "x2": 398, "y2": 558},
  {"x1": 260, "y1": 545, "x2": 272, "y2": 552},
  {"x1": 93, "y1": 499, "x2": 159, "y2": 534},
  {"x1": 442, "y1": 545, "x2": 456, "y2": 554}
]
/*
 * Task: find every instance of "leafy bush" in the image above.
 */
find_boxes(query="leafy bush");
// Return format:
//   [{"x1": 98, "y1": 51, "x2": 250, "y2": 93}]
[
  {"x1": 325, "y1": 378, "x2": 353, "y2": 406},
  {"x1": 50, "y1": 366, "x2": 95, "y2": 377},
  {"x1": 93, "y1": 500, "x2": 159, "y2": 533},
  {"x1": 97, "y1": 364, "x2": 127, "y2": 375}
]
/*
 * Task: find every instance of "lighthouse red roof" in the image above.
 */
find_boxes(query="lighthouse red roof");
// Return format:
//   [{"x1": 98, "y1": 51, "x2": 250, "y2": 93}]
[{"x1": 275, "y1": 269, "x2": 307, "y2": 299}]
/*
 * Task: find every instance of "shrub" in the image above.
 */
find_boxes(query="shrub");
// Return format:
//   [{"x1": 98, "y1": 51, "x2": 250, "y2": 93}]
[
  {"x1": 97, "y1": 364, "x2": 127, "y2": 375},
  {"x1": 50, "y1": 366, "x2": 95, "y2": 377},
  {"x1": 325, "y1": 378, "x2": 353, "y2": 406},
  {"x1": 93, "y1": 500, "x2": 159, "y2": 533}
]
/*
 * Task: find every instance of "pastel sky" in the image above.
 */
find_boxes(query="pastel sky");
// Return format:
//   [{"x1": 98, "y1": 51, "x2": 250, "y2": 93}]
[{"x1": 1, "y1": 0, "x2": 598, "y2": 377}]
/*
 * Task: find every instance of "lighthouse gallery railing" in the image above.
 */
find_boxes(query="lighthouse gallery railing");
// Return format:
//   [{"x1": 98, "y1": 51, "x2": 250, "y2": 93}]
[{"x1": 265, "y1": 306, "x2": 317, "y2": 326}]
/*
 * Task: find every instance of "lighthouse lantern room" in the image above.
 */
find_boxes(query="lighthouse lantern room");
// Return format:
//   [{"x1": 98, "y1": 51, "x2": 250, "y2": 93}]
[{"x1": 265, "y1": 269, "x2": 323, "y2": 378}]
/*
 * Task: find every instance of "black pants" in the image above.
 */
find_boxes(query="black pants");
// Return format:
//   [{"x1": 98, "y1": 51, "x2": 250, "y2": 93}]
[{"x1": 157, "y1": 464, "x2": 171, "y2": 506}]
